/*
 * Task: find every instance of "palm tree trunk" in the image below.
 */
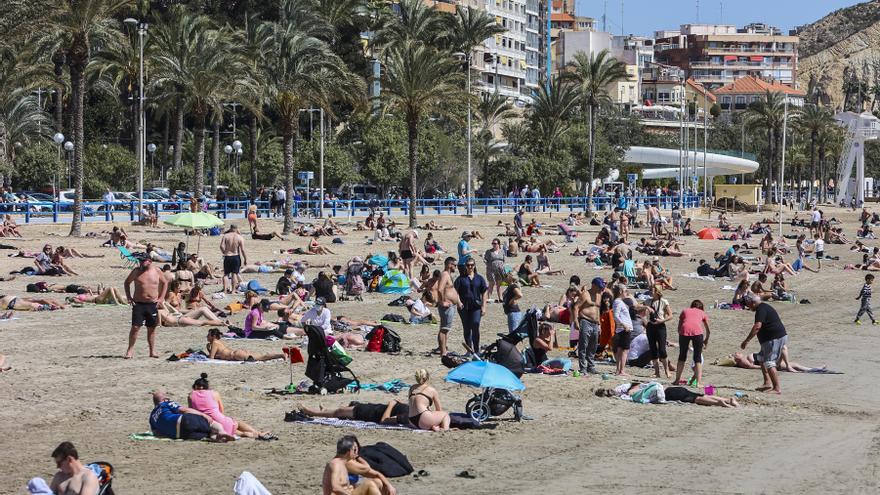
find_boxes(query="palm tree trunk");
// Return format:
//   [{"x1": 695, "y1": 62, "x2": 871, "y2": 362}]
[
  {"x1": 211, "y1": 119, "x2": 220, "y2": 195},
  {"x1": 249, "y1": 115, "x2": 258, "y2": 200},
  {"x1": 282, "y1": 128, "x2": 296, "y2": 234},
  {"x1": 173, "y1": 103, "x2": 184, "y2": 169},
  {"x1": 819, "y1": 142, "x2": 826, "y2": 203},
  {"x1": 586, "y1": 104, "x2": 596, "y2": 212},
  {"x1": 54, "y1": 87, "x2": 63, "y2": 133},
  {"x1": 68, "y1": 64, "x2": 85, "y2": 237},
  {"x1": 406, "y1": 114, "x2": 419, "y2": 228},
  {"x1": 809, "y1": 132, "x2": 816, "y2": 202},
  {"x1": 193, "y1": 111, "x2": 206, "y2": 196}
]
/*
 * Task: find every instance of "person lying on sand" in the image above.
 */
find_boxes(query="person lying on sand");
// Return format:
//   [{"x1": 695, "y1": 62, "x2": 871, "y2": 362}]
[
  {"x1": 727, "y1": 347, "x2": 826, "y2": 373},
  {"x1": 188, "y1": 373, "x2": 276, "y2": 440},
  {"x1": 299, "y1": 400, "x2": 410, "y2": 426},
  {"x1": 205, "y1": 328, "x2": 284, "y2": 362},
  {"x1": 150, "y1": 390, "x2": 235, "y2": 442},
  {"x1": 0, "y1": 295, "x2": 64, "y2": 311},
  {"x1": 158, "y1": 305, "x2": 227, "y2": 327},
  {"x1": 595, "y1": 382, "x2": 738, "y2": 407},
  {"x1": 66, "y1": 287, "x2": 127, "y2": 305}
]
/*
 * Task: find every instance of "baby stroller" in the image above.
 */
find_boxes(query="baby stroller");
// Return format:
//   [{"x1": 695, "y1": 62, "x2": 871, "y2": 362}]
[
  {"x1": 304, "y1": 325, "x2": 360, "y2": 395},
  {"x1": 463, "y1": 309, "x2": 540, "y2": 422},
  {"x1": 344, "y1": 257, "x2": 366, "y2": 298},
  {"x1": 88, "y1": 461, "x2": 114, "y2": 495}
]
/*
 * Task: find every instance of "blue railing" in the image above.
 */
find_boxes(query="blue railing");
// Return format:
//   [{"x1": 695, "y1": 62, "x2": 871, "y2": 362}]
[{"x1": 0, "y1": 194, "x2": 705, "y2": 224}]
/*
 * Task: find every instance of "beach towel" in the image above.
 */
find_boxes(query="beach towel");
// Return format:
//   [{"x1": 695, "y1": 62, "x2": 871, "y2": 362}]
[
  {"x1": 720, "y1": 285, "x2": 737, "y2": 291},
  {"x1": 347, "y1": 379, "x2": 410, "y2": 394},
  {"x1": 682, "y1": 273, "x2": 716, "y2": 281},
  {"x1": 27, "y1": 478, "x2": 53, "y2": 495},
  {"x1": 129, "y1": 432, "x2": 183, "y2": 441},
  {"x1": 234, "y1": 471, "x2": 272, "y2": 495},
  {"x1": 284, "y1": 416, "x2": 425, "y2": 432}
]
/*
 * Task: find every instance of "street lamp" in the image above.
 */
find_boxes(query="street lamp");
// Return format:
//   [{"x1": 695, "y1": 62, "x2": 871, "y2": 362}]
[
  {"x1": 236, "y1": 148, "x2": 243, "y2": 175},
  {"x1": 124, "y1": 17, "x2": 147, "y2": 220},
  {"x1": 147, "y1": 143, "x2": 157, "y2": 184},
  {"x1": 232, "y1": 140, "x2": 242, "y2": 175},
  {"x1": 454, "y1": 51, "x2": 473, "y2": 216},
  {"x1": 52, "y1": 133, "x2": 64, "y2": 197},
  {"x1": 299, "y1": 108, "x2": 325, "y2": 217},
  {"x1": 63, "y1": 141, "x2": 74, "y2": 189}
]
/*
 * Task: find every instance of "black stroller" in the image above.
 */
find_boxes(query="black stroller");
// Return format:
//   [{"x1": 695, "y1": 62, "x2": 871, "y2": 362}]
[
  {"x1": 304, "y1": 324, "x2": 360, "y2": 394},
  {"x1": 464, "y1": 309, "x2": 539, "y2": 421}
]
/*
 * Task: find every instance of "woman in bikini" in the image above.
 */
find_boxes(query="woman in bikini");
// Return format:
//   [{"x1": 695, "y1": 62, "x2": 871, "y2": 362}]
[
  {"x1": 66, "y1": 287, "x2": 127, "y2": 305},
  {"x1": 0, "y1": 295, "x2": 65, "y2": 311},
  {"x1": 247, "y1": 204, "x2": 258, "y2": 233},
  {"x1": 186, "y1": 281, "x2": 224, "y2": 315},
  {"x1": 158, "y1": 304, "x2": 226, "y2": 327},
  {"x1": 308, "y1": 234, "x2": 336, "y2": 255},
  {"x1": 205, "y1": 328, "x2": 284, "y2": 362},
  {"x1": 51, "y1": 248, "x2": 79, "y2": 276},
  {"x1": 517, "y1": 255, "x2": 541, "y2": 286},
  {"x1": 407, "y1": 369, "x2": 450, "y2": 431},
  {"x1": 535, "y1": 247, "x2": 564, "y2": 276}
]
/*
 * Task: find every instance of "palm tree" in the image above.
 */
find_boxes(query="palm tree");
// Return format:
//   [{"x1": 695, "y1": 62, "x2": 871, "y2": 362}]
[
  {"x1": 266, "y1": 24, "x2": 364, "y2": 233},
  {"x1": 745, "y1": 91, "x2": 786, "y2": 202},
  {"x1": 153, "y1": 13, "x2": 253, "y2": 197},
  {"x1": 564, "y1": 50, "x2": 629, "y2": 210},
  {"x1": 527, "y1": 75, "x2": 579, "y2": 157},
  {"x1": 795, "y1": 103, "x2": 835, "y2": 202},
  {"x1": 474, "y1": 92, "x2": 516, "y2": 188},
  {"x1": 382, "y1": 40, "x2": 462, "y2": 228},
  {"x1": 373, "y1": 0, "x2": 443, "y2": 49},
  {"x1": 34, "y1": 0, "x2": 134, "y2": 236},
  {"x1": 0, "y1": 90, "x2": 47, "y2": 172},
  {"x1": 239, "y1": 14, "x2": 274, "y2": 199}
]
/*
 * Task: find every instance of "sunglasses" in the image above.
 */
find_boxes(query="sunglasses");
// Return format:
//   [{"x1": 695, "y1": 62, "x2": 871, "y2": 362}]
[{"x1": 466, "y1": 264, "x2": 476, "y2": 268}]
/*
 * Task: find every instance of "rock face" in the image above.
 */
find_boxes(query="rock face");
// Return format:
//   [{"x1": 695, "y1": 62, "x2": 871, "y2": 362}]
[{"x1": 798, "y1": 1, "x2": 880, "y2": 109}]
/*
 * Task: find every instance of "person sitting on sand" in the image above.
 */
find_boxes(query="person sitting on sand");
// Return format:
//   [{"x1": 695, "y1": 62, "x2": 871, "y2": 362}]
[
  {"x1": 309, "y1": 234, "x2": 336, "y2": 255},
  {"x1": 595, "y1": 382, "x2": 738, "y2": 407},
  {"x1": 2, "y1": 214, "x2": 21, "y2": 238},
  {"x1": 322, "y1": 217, "x2": 347, "y2": 235},
  {"x1": 158, "y1": 305, "x2": 227, "y2": 327},
  {"x1": 205, "y1": 328, "x2": 284, "y2": 362},
  {"x1": 323, "y1": 435, "x2": 397, "y2": 495},
  {"x1": 149, "y1": 390, "x2": 235, "y2": 442},
  {"x1": 0, "y1": 295, "x2": 64, "y2": 311},
  {"x1": 185, "y1": 281, "x2": 224, "y2": 315},
  {"x1": 35, "y1": 442, "x2": 100, "y2": 495},
  {"x1": 517, "y1": 255, "x2": 541, "y2": 286},
  {"x1": 188, "y1": 373, "x2": 276, "y2": 440},
  {"x1": 299, "y1": 400, "x2": 410, "y2": 425},
  {"x1": 535, "y1": 249, "x2": 564, "y2": 276},
  {"x1": 407, "y1": 369, "x2": 450, "y2": 431}
]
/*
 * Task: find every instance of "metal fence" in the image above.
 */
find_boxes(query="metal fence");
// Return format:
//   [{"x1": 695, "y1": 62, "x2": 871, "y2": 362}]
[{"x1": 1, "y1": 194, "x2": 705, "y2": 224}]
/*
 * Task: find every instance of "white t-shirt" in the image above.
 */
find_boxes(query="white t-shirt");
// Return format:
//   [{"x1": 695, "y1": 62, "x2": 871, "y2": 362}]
[
  {"x1": 410, "y1": 299, "x2": 429, "y2": 317},
  {"x1": 302, "y1": 306, "x2": 332, "y2": 335},
  {"x1": 814, "y1": 239, "x2": 825, "y2": 253},
  {"x1": 613, "y1": 298, "x2": 633, "y2": 333},
  {"x1": 811, "y1": 210, "x2": 821, "y2": 223},
  {"x1": 628, "y1": 333, "x2": 650, "y2": 361}
]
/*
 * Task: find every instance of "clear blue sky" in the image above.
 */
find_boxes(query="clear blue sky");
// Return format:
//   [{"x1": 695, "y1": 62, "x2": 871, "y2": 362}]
[{"x1": 575, "y1": 0, "x2": 865, "y2": 37}]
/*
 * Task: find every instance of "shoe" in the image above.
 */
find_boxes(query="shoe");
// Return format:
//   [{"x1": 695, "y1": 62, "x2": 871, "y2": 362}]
[
  {"x1": 855, "y1": 320, "x2": 862, "y2": 325},
  {"x1": 874, "y1": 321, "x2": 879, "y2": 326}
]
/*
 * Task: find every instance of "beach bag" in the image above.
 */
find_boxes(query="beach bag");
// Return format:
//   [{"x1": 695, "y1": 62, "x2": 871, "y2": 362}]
[
  {"x1": 366, "y1": 325, "x2": 401, "y2": 353},
  {"x1": 360, "y1": 442, "x2": 414, "y2": 478},
  {"x1": 209, "y1": 226, "x2": 221, "y2": 236},
  {"x1": 26, "y1": 282, "x2": 49, "y2": 293},
  {"x1": 381, "y1": 313, "x2": 406, "y2": 323},
  {"x1": 329, "y1": 341, "x2": 353, "y2": 365},
  {"x1": 366, "y1": 326, "x2": 385, "y2": 352},
  {"x1": 441, "y1": 352, "x2": 469, "y2": 369}
]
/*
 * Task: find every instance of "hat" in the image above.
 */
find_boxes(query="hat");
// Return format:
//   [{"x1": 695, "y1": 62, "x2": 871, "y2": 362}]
[
  {"x1": 284, "y1": 268, "x2": 294, "y2": 276},
  {"x1": 591, "y1": 277, "x2": 606, "y2": 289},
  {"x1": 461, "y1": 231, "x2": 472, "y2": 238},
  {"x1": 314, "y1": 297, "x2": 326, "y2": 307},
  {"x1": 259, "y1": 298, "x2": 271, "y2": 310},
  {"x1": 412, "y1": 230, "x2": 420, "y2": 239},
  {"x1": 352, "y1": 256, "x2": 363, "y2": 263}
]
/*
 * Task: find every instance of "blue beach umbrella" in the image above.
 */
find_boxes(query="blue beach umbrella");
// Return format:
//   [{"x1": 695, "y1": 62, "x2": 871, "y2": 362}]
[{"x1": 445, "y1": 361, "x2": 525, "y2": 391}]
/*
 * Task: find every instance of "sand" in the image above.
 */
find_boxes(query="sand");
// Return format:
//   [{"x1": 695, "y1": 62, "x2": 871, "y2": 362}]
[{"x1": 1, "y1": 207, "x2": 879, "y2": 494}]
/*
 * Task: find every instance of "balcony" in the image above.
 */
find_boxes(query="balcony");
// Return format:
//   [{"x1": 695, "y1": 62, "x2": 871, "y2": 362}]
[
  {"x1": 704, "y1": 47, "x2": 795, "y2": 55},
  {"x1": 691, "y1": 61, "x2": 793, "y2": 69}
]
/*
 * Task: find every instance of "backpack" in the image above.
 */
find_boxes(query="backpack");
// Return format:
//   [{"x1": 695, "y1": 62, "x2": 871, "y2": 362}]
[
  {"x1": 359, "y1": 442, "x2": 414, "y2": 478},
  {"x1": 366, "y1": 325, "x2": 401, "y2": 353},
  {"x1": 441, "y1": 352, "x2": 469, "y2": 369},
  {"x1": 381, "y1": 313, "x2": 406, "y2": 323}
]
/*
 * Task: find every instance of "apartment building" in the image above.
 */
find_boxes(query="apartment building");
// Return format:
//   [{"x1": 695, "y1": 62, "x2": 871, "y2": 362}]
[
  {"x1": 654, "y1": 23, "x2": 799, "y2": 89},
  {"x1": 524, "y1": 0, "x2": 544, "y2": 91},
  {"x1": 480, "y1": 0, "x2": 529, "y2": 101}
]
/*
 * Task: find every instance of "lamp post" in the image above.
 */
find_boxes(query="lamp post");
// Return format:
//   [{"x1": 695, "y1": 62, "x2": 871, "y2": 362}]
[
  {"x1": 224, "y1": 144, "x2": 233, "y2": 172},
  {"x1": 232, "y1": 140, "x2": 242, "y2": 175},
  {"x1": 165, "y1": 145, "x2": 173, "y2": 183},
  {"x1": 147, "y1": 143, "x2": 157, "y2": 184},
  {"x1": 299, "y1": 108, "x2": 325, "y2": 217},
  {"x1": 52, "y1": 133, "x2": 64, "y2": 197},
  {"x1": 454, "y1": 51, "x2": 473, "y2": 216},
  {"x1": 63, "y1": 141, "x2": 74, "y2": 189},
  {"x1": 124, "y1": 17, "x2": 147, "y2": 220},
  {"x1": 224, "y1": 102, "x2": 241, "y2": 141},
  {"x1": 32, "y1": 88, "x2": 54, "y2": 137}
]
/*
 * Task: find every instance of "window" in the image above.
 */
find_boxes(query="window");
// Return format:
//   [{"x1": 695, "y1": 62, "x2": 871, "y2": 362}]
[
  {"x1": 751, "y1": 96, "x2": 760, "y2": 103},
  {"x1": 722, "y1": 96, "x2": 731, "y2": 104},
  {"x1": 735, "y1": 96, "x2": 746, "y2": 105}
]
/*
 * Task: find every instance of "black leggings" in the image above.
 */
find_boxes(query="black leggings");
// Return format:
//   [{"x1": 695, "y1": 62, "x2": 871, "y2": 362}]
[
  {"x1": 678, "y1": 334, "x2": 704, "y2": 364},
  {"x1": 646, "y1": 322, "x2": 668, "y2": 359},
  {"x1": 664, "y1": 386, "x2": 702, "y2": 403}
]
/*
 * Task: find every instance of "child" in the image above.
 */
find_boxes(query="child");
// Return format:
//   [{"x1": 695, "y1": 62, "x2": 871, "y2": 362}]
[
  {"x1": 855, "y1": 274, "x2": 876, "y2": 325},
  {"x1": 813, "y1": 233, "x2": 825, "y2": 269}
]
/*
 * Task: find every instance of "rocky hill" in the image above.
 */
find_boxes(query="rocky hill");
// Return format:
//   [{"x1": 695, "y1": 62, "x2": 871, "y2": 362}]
[{"x1": 798, "y1": 1, "x2": 880, "y2": 109}]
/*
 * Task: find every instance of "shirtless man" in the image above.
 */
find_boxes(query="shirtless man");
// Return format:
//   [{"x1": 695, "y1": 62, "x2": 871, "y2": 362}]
[
  {"x1": 48, "y1": 442, "x2": 99, "y2": 495},
  {"x1": 219, "y1": 224, "x2": 247, "y2": 294},
  {"x1": 398, "y1": 231, "x2": 421, "y2": 278},
  {"x1": 322, "y1": 435, "x2": 395, "y2": 495},
  {"x1": 124, "y1": 258, "x2": 168, "y2": 358},
  {"x1": 435, "y1": 257, "x2": 461, "y2": 356},
  {"x1": 574, "y1": 277, "x2": 606, "y2": 374},
  {"x1": 646, "y1": 204, "x2": 660, "y2": 238}
]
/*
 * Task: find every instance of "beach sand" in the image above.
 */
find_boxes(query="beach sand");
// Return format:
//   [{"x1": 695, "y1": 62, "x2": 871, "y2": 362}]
[{"x1": 1, "y1": 207, "x2": 879, "y2": 494}]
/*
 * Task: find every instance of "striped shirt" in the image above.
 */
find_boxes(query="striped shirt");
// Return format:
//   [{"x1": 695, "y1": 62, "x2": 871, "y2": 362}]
[{"x1": 859, "y1": 283, "x2": 872, "y2": 300}]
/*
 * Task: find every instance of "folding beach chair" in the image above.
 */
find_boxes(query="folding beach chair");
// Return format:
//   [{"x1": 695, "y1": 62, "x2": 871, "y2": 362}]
[{"x1": 117, "y1": 246, "x2": 140, "y2": 268}]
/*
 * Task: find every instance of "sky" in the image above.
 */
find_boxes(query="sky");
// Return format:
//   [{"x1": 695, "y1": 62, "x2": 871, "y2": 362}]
[{"x1": 575, "y1": 0, "x2": 866, "y2": 37}]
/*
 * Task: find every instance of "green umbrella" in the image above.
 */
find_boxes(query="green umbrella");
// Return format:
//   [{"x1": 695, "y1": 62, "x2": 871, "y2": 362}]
[{"x1": 163, "y1": 212, "x2": 225, "y2": 254}]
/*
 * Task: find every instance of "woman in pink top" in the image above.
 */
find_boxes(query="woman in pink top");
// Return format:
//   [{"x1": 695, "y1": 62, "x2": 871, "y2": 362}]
[
  {"x1": 188, "y1": 373, "x2": 276, "y2": 440},
  {"x1": 674, "y1": 300, "x2": 711, "y2": 387}
]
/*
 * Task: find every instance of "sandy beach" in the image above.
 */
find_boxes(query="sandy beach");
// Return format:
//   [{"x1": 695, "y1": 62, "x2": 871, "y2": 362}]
[{"x1": 1, "y1": 206, "x2": 879, "y2": 494}]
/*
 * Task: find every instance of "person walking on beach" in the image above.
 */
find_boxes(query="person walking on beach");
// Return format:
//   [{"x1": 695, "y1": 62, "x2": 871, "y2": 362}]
[
  {"x1": 611, "y1": 284, "x2": 633, "y2": 376},
  {"x1": 741, "y1": 294, "x2": 787, "y2": 394},
  {"x1": 124, "y1": 258, "x2": 167, "y2": 358},
  {"x1": 574, "y1": 277, "x2": 605, "y2": 374},
  {"x1": 674, "y1": 300, "x2": 710, "y2": 387},
  {"x1": 454, "y1": 258, "x2": 487, "y2": 355},
  {"x1": 855, "y1": 273, "x2": 876, "y2": 325},
  {"x1": 220, "y1": 224, "x2": 247, "y2": 293}
]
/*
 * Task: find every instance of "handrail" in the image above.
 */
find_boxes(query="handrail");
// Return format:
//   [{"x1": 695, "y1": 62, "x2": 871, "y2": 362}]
[{"x1": 0, "y1": 194, "x2": 711, "y2": 224}]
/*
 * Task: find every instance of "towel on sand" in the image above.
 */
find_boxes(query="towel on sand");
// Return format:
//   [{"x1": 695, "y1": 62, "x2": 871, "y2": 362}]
[
  {"x1": 234, "y1": 471, "x2": 272, "y2": 495},
  {"x1": 285, "y1": 416, "x2": 425, "y2": 432}
]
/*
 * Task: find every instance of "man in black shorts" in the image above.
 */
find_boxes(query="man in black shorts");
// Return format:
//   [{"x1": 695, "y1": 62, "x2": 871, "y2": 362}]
[
  {"x1": 124, "y1": 258, "x2": 167, "y2": 359},
  {"x1": 220, "y1": 224, "x2": 247, "y2": 293},
  {"x1": 298, "y1": 400, "x2": 410, "y2": 425}
]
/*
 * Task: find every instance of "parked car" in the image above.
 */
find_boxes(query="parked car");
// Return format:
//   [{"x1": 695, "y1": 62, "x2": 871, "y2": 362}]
[{"x1": 55, "y1": 189, "x2": 95, "y2": 215}]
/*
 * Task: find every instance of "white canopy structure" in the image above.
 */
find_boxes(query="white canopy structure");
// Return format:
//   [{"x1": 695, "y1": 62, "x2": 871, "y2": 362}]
[{"x1": 624, "y1": 146, "x2": 759, "y2": 180}]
